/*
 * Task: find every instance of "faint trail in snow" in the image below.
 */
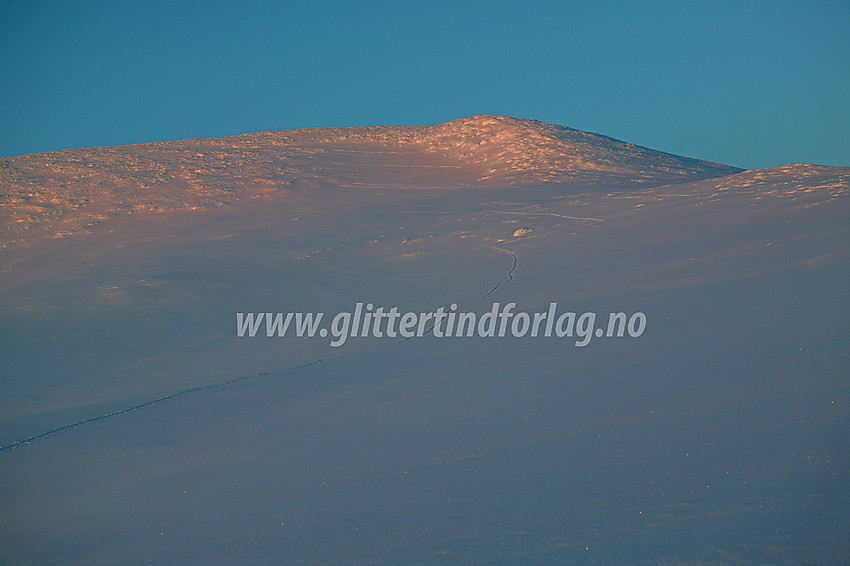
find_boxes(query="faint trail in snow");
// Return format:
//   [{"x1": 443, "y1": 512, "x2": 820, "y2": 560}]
[
  {"x1": 487, "y1": 209, "x2": 602, "y2": 222},
  {"x1": 482, "y1": 282, "x2": 501, "y2": 297},
  {"x1": 482, "y1": 247, "x2": 517, "y2": 297},
  {"x1": 290, "y1": 209, "x2": 603, "y2": 221},
  {"x1": 0, "y1": 360, "x2": 327, "y2": 454},
  {"x1": 291, "y1": 209, "x2": 454, "y2": 214},
  {"x1": 3, "y1": 295, "x2": 472, "y2": 453},
  {"x1": 4, "y1": 216, "x2": 527, "y2": 454}
]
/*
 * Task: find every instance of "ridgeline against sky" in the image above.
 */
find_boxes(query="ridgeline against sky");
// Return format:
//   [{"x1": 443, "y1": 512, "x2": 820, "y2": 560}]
[{"x1": 0, "y1": 115, "x2": 746, "y2": 246}]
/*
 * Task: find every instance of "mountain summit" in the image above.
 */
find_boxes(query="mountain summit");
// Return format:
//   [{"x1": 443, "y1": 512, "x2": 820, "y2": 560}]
[
  {"x1": 235, "y1": 115, "x2": 742, "y2": 186},
  {"x1": 0, "y1": 116, "x2": 742, "y2": 245}
]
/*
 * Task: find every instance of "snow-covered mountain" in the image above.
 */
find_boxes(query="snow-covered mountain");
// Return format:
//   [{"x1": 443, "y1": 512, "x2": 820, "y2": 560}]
[
  {"x1": 1, "y1": 118, "x2": 847, "y2": 565},
  {"x1": 0, "y1": 115, "x2": 741, "y2": 246}
]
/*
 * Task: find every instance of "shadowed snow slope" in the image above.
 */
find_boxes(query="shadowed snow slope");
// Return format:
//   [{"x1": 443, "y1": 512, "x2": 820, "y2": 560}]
[
  {"x1": 0, "y1": 118, "x2": 847, "y2": 565},
  {"x1": 0, "y1": 115, "x2": 741, "y2": 247}
]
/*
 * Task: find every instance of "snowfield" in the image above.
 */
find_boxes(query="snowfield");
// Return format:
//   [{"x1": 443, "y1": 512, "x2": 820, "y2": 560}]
[{"x1": 1, "y1": 116, "x2": 848, "y2": 565}]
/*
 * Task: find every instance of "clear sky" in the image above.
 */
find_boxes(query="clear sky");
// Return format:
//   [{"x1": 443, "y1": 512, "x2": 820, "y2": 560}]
[{"x1": 1, "y1": 0, "x2": 848, "y2": 169}]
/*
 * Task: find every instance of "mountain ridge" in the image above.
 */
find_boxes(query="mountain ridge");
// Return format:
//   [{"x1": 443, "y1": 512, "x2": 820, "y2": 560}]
[
  {"x1": 0, "y1": 115, "x2": 776, "y2": 247},
  {"x1": 235, "y1": 114, "x2": 743, "y2": 183}
]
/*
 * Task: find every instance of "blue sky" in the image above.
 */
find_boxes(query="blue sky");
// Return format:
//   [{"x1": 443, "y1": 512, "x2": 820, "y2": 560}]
[{"x1": 1, "y1": 0, "x2": 848, "y2": 169}]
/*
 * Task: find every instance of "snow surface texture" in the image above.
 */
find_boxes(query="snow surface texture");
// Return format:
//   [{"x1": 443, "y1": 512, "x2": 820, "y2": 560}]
[
  {"x1": 0, "y1": 115, "x2": 741, "y2": 247},
  {"x1": 0, "y1": 116, "x2": 848, "y2": 565}
]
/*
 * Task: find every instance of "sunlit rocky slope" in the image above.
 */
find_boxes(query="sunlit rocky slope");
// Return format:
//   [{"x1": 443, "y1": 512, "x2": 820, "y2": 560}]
[{"x1": 0, "y1": 115, "x2": 742, "y2": 246}]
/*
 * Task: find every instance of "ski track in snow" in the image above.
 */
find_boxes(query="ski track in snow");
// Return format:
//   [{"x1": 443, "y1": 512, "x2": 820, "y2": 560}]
[
  {"x1": 399, "y1": 450, "x2": 485, "y2": 475},
  {"x1": 487, "y1": 209, "x2": 602, "y2": 222},
  {"x1": 1, "y1": 237, "x2": 521, "y2": 453},
  {"x1": 482, "y1": 247, "x2": 518, "y2": 298},
  {"x1": 0, "y1": 366, "x2": 309, "y2": 453}
]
